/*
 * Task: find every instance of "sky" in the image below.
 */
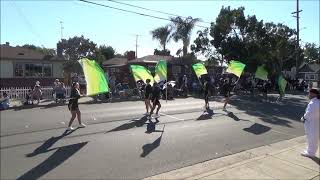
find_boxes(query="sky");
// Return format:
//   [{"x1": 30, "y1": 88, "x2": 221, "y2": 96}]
[{"x1": 1, "y1": 0, "x2": 319, "y2": 59}]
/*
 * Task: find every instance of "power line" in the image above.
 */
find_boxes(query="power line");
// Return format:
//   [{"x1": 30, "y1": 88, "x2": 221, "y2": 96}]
[
  {"x1": 106, "y1": 0, "x2": 211, "y2": 24},
  {"x1": 78, "y1": 0, "x2": 209, "y2": 29}
]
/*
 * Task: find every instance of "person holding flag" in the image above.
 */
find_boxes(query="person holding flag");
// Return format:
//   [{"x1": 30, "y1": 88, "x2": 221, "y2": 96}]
[
  {"x1": 202, "y1": 75, "x2": 211, "y2": 110},
  {"x1": 144, "y1": 79, "x2": 152, "y2": 115},
  {"x1": 221, "y1": 79, "x2": 232, "y2": 111},
  {"x1": 68, "y1": 58, "x2": 109, "y2": 130},
  {"x1": 149, "y1": 81, "x2": 162, "y2": 120},
  {"x1": 67, "y1": 82, "x2": 86, "y2": 131}
]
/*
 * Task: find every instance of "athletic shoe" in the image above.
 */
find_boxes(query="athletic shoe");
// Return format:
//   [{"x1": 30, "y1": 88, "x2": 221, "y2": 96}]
[
  {"x1": 143, "y1": 112, "x2": 149, "y2": 115},
  {"x1": 78, "y1": 123, "x2": 86, "y2": 128},
  {"x1": 301, "y1": 151, "x2": 315, "y2": 158},
  {"x1": 67, "y1": 126, "x2": 75, "y2": 131},
  {"x1": 154, "y1": 114, "x2": 160, "y2": 118},
  {"x1": 222, "y1": 108, "x2": 227, "y2": 111}
]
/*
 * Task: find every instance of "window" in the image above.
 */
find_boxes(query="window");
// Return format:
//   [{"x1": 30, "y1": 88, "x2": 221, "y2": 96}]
[
  {"x1": 14, "y1": 63, "x2": 24, "y2": 77},
  {"x1": 25, "y1": 64, "x2": 43, "y2": 77},
  {"x1": 309, "y1": 74, "x2": 315, "y2": 80},
  {"x1": 43, "y1": 64, "x2": 52, "y2": 77},
  {"x1": 24, "y1": 63, "x2": 53, "y2": 77}
]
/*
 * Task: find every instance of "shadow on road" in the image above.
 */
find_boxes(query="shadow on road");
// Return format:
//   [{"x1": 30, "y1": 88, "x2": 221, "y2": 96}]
[
  {"x1": 106, "y1": 116, "x2": 148, "y2": 133},
  {"x1": 141, "y1": 125, "x2": 165, "y2": 158},
  {"x1": 17, "y1": 141, "x2": 88, "y2": 180},
  {"x1": 196, "y1": 109, "x2": 214, "y2": 121},
  {"x1": 243, "y1": 123, "x2": 271, "y2": 135},
  {"x1": 229, "y1": 95, "x2": 306, "y2": 127},
  {"x1": 26, "y1": 130, "x2": 77, "y2": 157}
]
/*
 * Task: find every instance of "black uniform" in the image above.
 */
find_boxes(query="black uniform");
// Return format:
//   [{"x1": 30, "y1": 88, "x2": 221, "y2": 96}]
[
  {"x1": 68, "y1": 88, "x2": 80, "y2": 111},
  {"x1": 151, "y1": 85, "x2": 161, "y2": 105},
  {"x1": 144, "y1": 84, "x2": 152, "y2": 100},
  {"x1": 221, "y1": 82, "x2": 231, "y2": 98}
]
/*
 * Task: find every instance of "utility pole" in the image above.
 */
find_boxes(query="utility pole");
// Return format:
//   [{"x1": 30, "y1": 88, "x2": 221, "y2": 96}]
[
  {"x1": 291, "y1": 0, "x2": 302, "y2": 78},
  {"x1": 135, "y1": 34, "x2": 139, "y2": 59},
  {"x1": 60, "y1": 21, "x2": 64, "y2": 40}
]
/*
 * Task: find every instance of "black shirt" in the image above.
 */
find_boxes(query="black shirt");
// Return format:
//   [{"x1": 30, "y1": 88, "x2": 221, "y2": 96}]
[
  {"x1": 203, "y1": 82, "x2": 210, "y2": 95},
  {"x1": 144, "y1": 84, "x2": 152, "y2": 98},
  {"x1": 152, "y1": 86, "x2": 161, "y2": 100},
  {"x1": 69, "y1": 88, "x2": 80, "y2": 105}
]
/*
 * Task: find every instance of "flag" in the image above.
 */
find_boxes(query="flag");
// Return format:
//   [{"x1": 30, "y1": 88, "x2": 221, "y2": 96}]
[
  {"x1": 192, "y1": 63, "x2": 208, "y2": 78},
  {"x1": 278, "y1": 75, "x2": 287, "y2": 96},
  {"x1": 255, "y1": 65, "x2": 268, "y2": 80},
  {"x1": 154, "y1": 60, "x2": 167, "y2": 83},
  {"x1": 78, "y1": 58, "x2": 109, "y2": 96},
  {"x1": 226, "y1": 60, "x2": 246, "y2": 77},
  {"x1": 130, "y1": 65, "x2": 154, "y2": 84}
]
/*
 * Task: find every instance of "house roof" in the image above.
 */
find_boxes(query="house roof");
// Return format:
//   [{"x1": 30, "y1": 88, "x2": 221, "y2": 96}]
[
  {"x1": 102, "y1": 57, "x2": 128, "y2": 66},
  {"x1": 299, "y1": 62, "x2": 320, "y2": 73},
  {"x1": 0, "y1": 45, "x2": 66, "y2": 61},
  {"x1": 128, "y1": 55, "x2": 174, "y2": 64}
]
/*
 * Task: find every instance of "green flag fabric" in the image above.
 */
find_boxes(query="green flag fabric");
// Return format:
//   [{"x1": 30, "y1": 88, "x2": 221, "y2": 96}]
[
  {"x1": 154, "y1": 60, "x2": 167, "y2": 83},
  {"x1": 130, "y1": 65, "x2": 154, "y2": 84},
  {"x1": 78, "y1": 58, "x2": 109, "y2": 96},
  {"x1": 192, "y1": 63, "x2": 208, "y2": 78},
  {"x1": 255, "y1": 65, "x2": 268, "y2": 80},
  {"x1": 278, "y1": 75, "x2": 287, "y2": 96},
  {"x1": 226, "y1": 60, "x2": 246, "y2": 77}
]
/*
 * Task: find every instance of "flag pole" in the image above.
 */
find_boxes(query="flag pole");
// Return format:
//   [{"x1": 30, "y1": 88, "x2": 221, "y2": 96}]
[{"x1": 166, "y1": 81, "x2": 168, "y2": 103}]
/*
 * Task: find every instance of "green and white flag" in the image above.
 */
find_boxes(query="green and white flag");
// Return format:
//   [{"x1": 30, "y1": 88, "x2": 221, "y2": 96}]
[
  {"x1": 130, "y1": 65, "x2": 154, "y2": 84},
  {"x1": 192, "y1": 63, "x2": 208, "y2": 78},
  {"x1": 78, "y1": 58, "x2": 109, "y2": 96},
  {"x1": 154, "y1": 60, "x2": 167, "y2": 83},
  {"x1": 278, "y1": 75, "x2": 287, "y2": 96},
  {"x1": 255, "y1": 65, "x2": 268, "y2": 80},
  {"x1": 226, "y1": 60, "x2": 246, "y2": 77}
]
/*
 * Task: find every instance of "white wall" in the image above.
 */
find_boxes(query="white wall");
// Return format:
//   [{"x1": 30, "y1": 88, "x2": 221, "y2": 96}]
[
  {"x1": 0, "y1": 60, "x2": 13, "y2": 78},
  {"x1": 52, "y1": 62, "x2": 64, "y2": 78}
]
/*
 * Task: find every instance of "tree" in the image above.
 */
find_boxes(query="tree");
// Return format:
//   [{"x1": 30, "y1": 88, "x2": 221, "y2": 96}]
[
  {"x1": 304, "y1": 43, "x2": 320, "y2": 63},
  {"x1": 99, "y1": 45, "x2": 115, "y2": 60},
  {"x1": 170, "y1": 16, "x2": 200, "y2": 56},
  {"x1": 57, "y1": 35, "x2": 97, "y2": 60},
  {"x1": 154, "y1": 49, "x2": 170, "y2": 56},
  {"x1": 191, "y1": 6, "x2": 300, "y2": 76},
  {"x1": 150, "y1": 25, "x2": 172, "y2": 52}
]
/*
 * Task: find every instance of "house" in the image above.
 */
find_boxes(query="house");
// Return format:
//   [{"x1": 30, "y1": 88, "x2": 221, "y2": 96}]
[
  {"x1": 103, "y1": 53, "x2": 224, "y2": 88},
  {"x1": 298, "y1": 62, "x2": 320, "y2": 87},
  {"x1": 0, "y1": 43, "x2": 66, "y2": 87}
]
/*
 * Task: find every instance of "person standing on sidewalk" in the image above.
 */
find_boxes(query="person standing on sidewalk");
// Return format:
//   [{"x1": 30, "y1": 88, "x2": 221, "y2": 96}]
[
  {"x1": 67, "y1": 82, "x2": 86, "y2": 131},
  {"x1": 144, "y1": 79, "x2": 152, "y2": 115},
  {"x1": 301, "y1": 88, "x2": 320, "y2": 158}
]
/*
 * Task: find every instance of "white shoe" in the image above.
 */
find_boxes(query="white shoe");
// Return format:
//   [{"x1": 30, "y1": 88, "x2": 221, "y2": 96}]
[
  {"x1": 67, "y1": 126, "x2": 75, "y2": 131},
  {"x1": 79, "y1": 123, "x2": 86, "y2": 128},
  {"x1": 301, "y1": 151, "x2": 315, "y2": 158}
]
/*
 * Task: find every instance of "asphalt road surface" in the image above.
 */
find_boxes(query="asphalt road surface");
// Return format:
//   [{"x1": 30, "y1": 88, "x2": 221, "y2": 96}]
[{"x1": 0, "y1": 94, "x2": 308, "y2": 179}]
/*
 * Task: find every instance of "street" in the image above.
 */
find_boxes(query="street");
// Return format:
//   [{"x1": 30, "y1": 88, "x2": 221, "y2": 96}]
[{"x1": 1, "y1": 94, "x2": 308, "y2": 179}]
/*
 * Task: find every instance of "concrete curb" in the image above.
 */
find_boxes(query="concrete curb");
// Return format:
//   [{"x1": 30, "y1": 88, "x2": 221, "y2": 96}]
[{"x1": 144, "y1": 136, "x2": 319, "y2": 180}]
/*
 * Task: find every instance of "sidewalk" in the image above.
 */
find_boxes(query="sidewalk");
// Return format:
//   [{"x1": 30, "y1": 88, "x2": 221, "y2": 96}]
[{"x1": 144, "y1": 136, "x2": 320, "y2": 180}]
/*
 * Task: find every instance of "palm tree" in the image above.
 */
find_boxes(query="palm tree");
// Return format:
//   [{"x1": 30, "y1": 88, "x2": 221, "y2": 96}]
[
  {"x1": 150, "y1": 25, "x2": 172, "y2": 51},
  {"x1": 170, "y1": 16, "x2": 200, "y2": 57}
]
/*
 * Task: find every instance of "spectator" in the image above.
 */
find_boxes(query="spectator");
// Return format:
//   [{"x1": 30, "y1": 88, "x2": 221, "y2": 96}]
[
  {"x1": 32, "y1": 85, "x2": 42, "y2": 104},
  {"x1": 0, "y1": 92, "x2": 10, "y2": 110}
]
